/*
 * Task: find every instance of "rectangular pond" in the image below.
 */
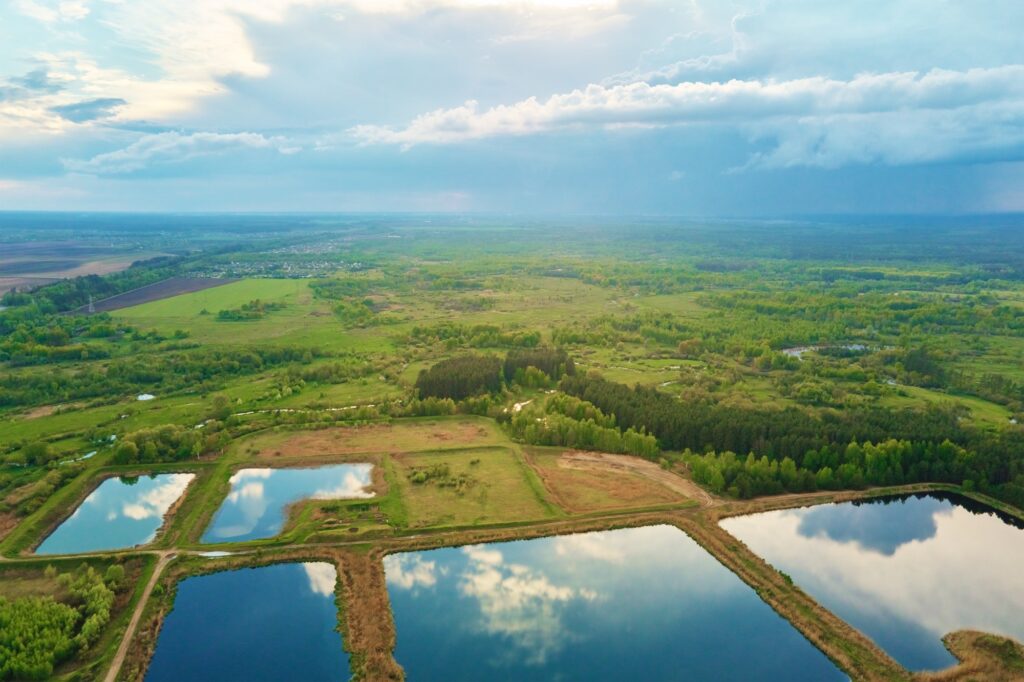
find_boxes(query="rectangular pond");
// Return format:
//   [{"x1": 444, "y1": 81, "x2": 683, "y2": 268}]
[
  {"x1": 721, "y1": 493, "x2": 1024, "y2": 671},
  {"x1": 145, "y1": 562, "x2": 348, "y2": 682},
  {"x1": 36, "y1": 473, "x2": 194, "y2": 555},
  {"x1": 201, "y1": 464, "x2": 373, "y2": 543},
  {"x1": 384, "y1": 524, "x2": 845, "y2": 681}
]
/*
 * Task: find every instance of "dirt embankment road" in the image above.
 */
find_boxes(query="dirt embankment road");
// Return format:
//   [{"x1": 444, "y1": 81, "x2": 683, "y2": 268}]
[
  {"x1": 104, "y1": 552, "x2": 174, "y2": 682},
  {"x1": 558, "y1": 450, "x2": 720, "y2": 507}
]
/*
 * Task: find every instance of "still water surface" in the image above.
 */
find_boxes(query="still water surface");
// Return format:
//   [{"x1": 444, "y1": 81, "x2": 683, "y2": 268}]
[
  {"x1": 36, "y1": 473, "x2": 193, "y2": 554},
  {"x1": 721, "y1": 493, "x2": 1024, "y2": 670},
  {"x1": 145, "y1": 562, "x2": 347, "y2": 682},
  {"x1": 202, "y1": 464, "x2": 373, "y2": 543},
  {"x1": 385, "y1": 524, "x2": 844, "y2": 681}
]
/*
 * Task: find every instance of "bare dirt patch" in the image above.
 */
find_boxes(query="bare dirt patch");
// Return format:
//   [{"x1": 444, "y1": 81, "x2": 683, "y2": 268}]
[
  {"x1": 19, "y1": 402, "x2": 84, "y2": 420},
  {"x1": 0, "y1": 511, "x2": 20, "y2": 542}
]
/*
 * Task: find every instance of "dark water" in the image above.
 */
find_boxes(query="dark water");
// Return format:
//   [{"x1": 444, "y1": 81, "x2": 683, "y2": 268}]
[
  {"x1": 721, "y1": 493, "x2": 1024, "y2": 671},
  {"x1": 145, "y1": 562, "x2": 348, "y2": 682},
  {"x1": 36, "y1": 473, "x2": 193, "y2": 555},
  {"x1": 201, "y1": 464, "x2": 373, "y2": 543},
  {"x1": 384, "y1": 524, "x2": 844, "y2": 681}
]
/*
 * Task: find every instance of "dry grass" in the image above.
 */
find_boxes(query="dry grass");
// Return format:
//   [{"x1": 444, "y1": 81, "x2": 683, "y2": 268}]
[
  {"x1": 525, "y1": 448, "x2": 686, "y2": 513},
  {"x1": 246, "y1": 418, "x2": 505, "y2": 459},
  {"x1": 918, "y1": 631, "x2": 1024, "y2": 682}
]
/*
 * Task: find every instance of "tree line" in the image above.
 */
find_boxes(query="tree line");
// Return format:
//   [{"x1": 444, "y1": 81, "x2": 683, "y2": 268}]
[
  {"x1": 416, "y1": 348, "x2": 576, "y2": 401},
  {"x1": 561, "y1": 373, "x2": 1024, "y2": 506}
]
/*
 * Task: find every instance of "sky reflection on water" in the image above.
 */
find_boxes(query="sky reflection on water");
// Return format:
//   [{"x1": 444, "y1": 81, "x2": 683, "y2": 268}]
[
  {"x1": 722, "y1": 494, "x2": 1024, "y2": 671},
  {"x1": 36, "y1": 473, "x2": 193, "y2": 554},
  {"x1": 202, "y1": 464, "x2": 373, "y2": 543},
  {"x1": 145, "y1": 562, "x2": 346, "y2": 682},
  {"x1": 384, "y1": 525, "x2": 844, "y2": 681}
]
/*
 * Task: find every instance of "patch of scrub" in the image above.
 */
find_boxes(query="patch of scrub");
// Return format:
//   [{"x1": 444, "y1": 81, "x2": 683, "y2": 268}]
[
  {"x1": 36, "y1": 473, "x2": 194, "y2": 554},
  {"x1": 384, "y1": 525, "x2": 843, "y2": 681},
  {"x1": 145, "y1": 562, "x2": 347, "y2": 682},
  {"x1": 721, "y1": 493, "x2": 1024, "y2": 671},
  {"x1": 202, "y1": 464, "x2": 373, "y2": 543}
]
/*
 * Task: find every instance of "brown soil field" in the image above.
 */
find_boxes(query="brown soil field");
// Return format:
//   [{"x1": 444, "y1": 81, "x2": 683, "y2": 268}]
[
  {"x1": 249, "y1": 418, "x2": 503, "y2": 459},
  {"x1": 73, "y1": 276, "x2": 238, "y2": 313}
]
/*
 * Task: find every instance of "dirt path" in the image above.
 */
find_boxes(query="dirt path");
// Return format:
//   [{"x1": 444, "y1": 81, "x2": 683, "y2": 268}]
[
  {"x1": 558, "y1": 450, "x2": 720, "y2": 507},
  {"x1": 104, "y1": 552, "x2": 173, "y2": 682}
]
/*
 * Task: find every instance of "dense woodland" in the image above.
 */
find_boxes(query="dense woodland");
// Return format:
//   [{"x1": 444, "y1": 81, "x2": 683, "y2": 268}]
[
  {"x1": 0, "y1": 564, "x2": 122, "y2": 680},
  {"x1": 561, "y1": 374, "x2": 1024, "y2": 505}
]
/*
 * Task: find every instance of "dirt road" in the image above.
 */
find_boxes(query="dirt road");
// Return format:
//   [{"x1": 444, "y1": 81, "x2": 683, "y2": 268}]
[{"x1": 104, "y1": 552, "x2": 173, "y2": 682}]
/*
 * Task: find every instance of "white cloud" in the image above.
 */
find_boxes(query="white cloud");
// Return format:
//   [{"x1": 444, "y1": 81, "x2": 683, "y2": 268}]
[
  {"x1": 553, "y1": 533, "x2": 625, "y2": 564},
  {"x1": 63, "y1": 131, "x2": 300, "y2": 174},
  {"x1": 311, "y1": 471, "x2": 375, "y2": 500},
  {"x1": 721, "y1": 504, "x2": 1024, "y2": 643},
  {"x1": 15, "y1": 0, "x2": 92, "y2": 22},
  {"x1": 384, "y1": 554, "x2": 440, "y2": 590},
  {"x1": 119, "y1": 473, "x2": 194, "y2": 521},
  {"x1": 302, "y1": 562, "x2": 337, "y2": 597},
  {"x1": 350, "y1": 65, "x2": 1024, "y2": 168},
  {"x1": 458, "y1": 544, "x2": 596, "y2": 664}
]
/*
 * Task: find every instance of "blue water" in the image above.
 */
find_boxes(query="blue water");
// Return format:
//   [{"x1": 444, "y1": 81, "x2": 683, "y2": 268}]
[
  {"x1": 145, "y1": 562, "x2": 347, "y2": 682},
  {"x1": 384, "y1": 524, "x2": 844, "y2": 680},
  {"x1": 722, "y1": 493, "x2": 1024, "y2": 671},
  {"x1": 202, "y1": 464, "x2": 373, "y2": 543},
  {"x1": 36, "y1": 473, "x2": 193, "y2": 555}
]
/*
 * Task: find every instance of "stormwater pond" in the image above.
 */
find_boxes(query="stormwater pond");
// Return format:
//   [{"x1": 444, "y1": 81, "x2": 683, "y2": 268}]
[
  {"x1": 721, "y1": 493, "x2": 1024, "y2": 671},
  {"x1": 201, "y1": 464, "x2": 373, "y2": 543},
  {"x1": 145, "y1": 562, "x2": 347, "y2": 682},
  {"x1": 36, "y1": 473, "x2": 193, "y2": 555},
  {"x1": 384, "y1": 524, "x2": 845, "y2": 681}
]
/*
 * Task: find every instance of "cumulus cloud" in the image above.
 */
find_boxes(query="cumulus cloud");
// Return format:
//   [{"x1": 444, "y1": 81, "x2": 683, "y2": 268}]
[
  {"x1": 63, "y1": 131, "x2": 301, "y2": 174},
  {"x1": 384, "y1": 554, "x2": 441, "y2": 590},
  {"x1": 350, "y1": 65, "x2": 1024, "y2": 168},
  {"x1": 119, "y1": 473, "x2": 194, "y2": 521},
  {"x1": 311, "y1": 470, "x2": 375, "y2": 500},
  {"x1": 458, "y1": 544, "x2": 597, "y2": 664},
  {"x1": 302, "y1": 562, "x2": 338, "y2": 597}
]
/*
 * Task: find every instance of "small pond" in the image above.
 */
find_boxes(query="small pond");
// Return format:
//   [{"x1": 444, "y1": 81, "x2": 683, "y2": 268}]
[
  {"x1": 384, "y1": 524, "x2": 844, "y2": 680},
  {"x1": 721, "y1": 493, "x2": 1024, "y2": 670},
  {"x1": 36, "y1": 473, "x2": 193, "y2": 555},
  {"x1": 145, "y1": 562, "x2": 347, "y2": 682},
  {"x1": 201, "y1": 464, "x2": 373, "y2": 543}
]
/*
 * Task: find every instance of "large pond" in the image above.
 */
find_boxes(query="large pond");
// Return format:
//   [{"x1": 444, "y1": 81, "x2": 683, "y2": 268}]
[
  {"x1": 721, "y1": 493, "x2": 1024, "y2": 671},
  {"x1": 384, "y1": 524, "x2": 844, "y2": 680},
  {"x1": 36, "y1": 473, "x2": 193, "y2": 555},
  {"x1": 145, "y1": 562, "x2": 347, "y2": 682},
  {"x1": 201, "y1": 464, "x2": 373, "y2": 543}
]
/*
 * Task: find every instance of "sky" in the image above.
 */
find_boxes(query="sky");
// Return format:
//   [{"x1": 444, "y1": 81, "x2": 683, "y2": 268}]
[{"x1": 0, "y1": 0, "x2": 1022, "y2": 215}]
